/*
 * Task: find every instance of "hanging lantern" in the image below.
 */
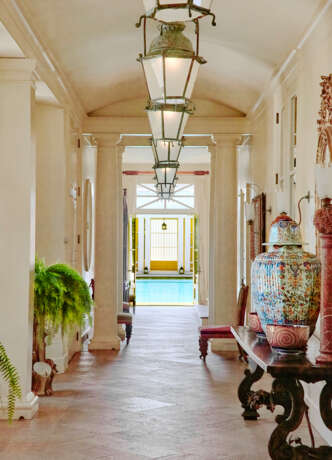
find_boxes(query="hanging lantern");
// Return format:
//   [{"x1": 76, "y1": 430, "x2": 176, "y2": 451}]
[
  {"x1": 162, "y1": 220, "x2": 167, "y2": 230},
  {"x1": 139, "y1": 1, "x2": 216, "y2": 25},
  {"x1": 138, "y1": 22, "x2": 206, "y2": 106},
  {"x1": 154, "y1": 162, "x2": 178, "y2": 185},
  {"x1": 147, "y1": 100, "x2": 194, "y2": 142},
  {"x1": 158, "y1": 191, "x2": 173, "y2": 200},
  {"x1": 155, "y1": 182, "x2": 175, "y2": 194},
  {"x1": 152, "y1": 138, "x2": 183, "y2": 163}
]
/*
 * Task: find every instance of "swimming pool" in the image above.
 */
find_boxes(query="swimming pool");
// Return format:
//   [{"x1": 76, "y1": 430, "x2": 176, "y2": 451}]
[{"x1": 136, "y1": 279, "x2": 193, "y2": 305}]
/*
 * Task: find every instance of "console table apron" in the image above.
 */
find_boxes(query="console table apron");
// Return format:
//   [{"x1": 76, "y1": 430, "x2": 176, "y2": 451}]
[{"x1": 231, "y1": 326, "x2": 332, "y2": 459}]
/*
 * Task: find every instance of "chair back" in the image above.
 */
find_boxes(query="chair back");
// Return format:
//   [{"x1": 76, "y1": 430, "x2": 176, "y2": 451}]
[{"x1": 237, "y1": 282, "x2": 249, "y2": 326}]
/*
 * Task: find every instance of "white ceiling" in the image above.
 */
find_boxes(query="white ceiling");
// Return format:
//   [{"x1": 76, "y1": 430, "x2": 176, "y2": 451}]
[
  {"x1": 0, "y1": 21, "x2": 23, "y2": 57},
  {"x1": 14, "y1": 0, "x2": 324, "y2": 115},
  {"x1": 123, "y1": 146, "x2": 210, "y2": 165}
]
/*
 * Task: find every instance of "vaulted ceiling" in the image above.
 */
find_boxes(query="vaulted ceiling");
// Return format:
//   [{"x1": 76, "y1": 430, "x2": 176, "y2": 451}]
[{"x1": 14, "y1": 0, "x2": 326, "y2": 115}]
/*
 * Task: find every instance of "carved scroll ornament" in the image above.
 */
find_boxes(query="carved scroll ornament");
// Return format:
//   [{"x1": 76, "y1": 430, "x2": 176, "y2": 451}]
[{"x1": 317, "y1": 74, "x2": 332, "y2": 165}]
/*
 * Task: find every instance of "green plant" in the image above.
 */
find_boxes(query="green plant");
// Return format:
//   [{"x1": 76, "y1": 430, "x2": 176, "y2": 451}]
[
  {"x1": 0, "y1": 342, "x2": 21, "y2": 422},
  {"x1": 34, "y1": 259, "x2": 93, "y2": 362},
  {"x1": 47, "y1": 263, "x2": 92, "y2": 332}
]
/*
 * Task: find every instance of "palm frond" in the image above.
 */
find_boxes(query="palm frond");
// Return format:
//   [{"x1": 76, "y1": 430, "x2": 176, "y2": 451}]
[{"x1": 0, "y1": 342, "x2": 21, "y2": 422}]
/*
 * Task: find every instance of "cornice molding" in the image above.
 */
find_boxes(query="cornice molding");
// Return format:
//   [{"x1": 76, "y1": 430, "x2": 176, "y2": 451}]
[
  {"x1": 83, "y1": 116, "x2": 250, "y2": 136},
  {"x1": 0, "y1": 0, "x2": 86, "y2": 127},
  {"x1": 212, "y1": 133, "x2": 242, "y2": 146},
  {"x1": 117, "y1": 134, "x2": 216, "y2": 147},
  {"x1": 0, "y1": 57, "x2": 35, "y2": 82}
]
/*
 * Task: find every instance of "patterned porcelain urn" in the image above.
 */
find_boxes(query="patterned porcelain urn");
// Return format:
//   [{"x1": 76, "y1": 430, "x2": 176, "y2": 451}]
[{"x1": 251, "y1": 213, "x2": 321, "y2": 336}]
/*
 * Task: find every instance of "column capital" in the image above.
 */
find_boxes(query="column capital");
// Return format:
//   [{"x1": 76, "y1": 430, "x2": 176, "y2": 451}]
[
  {"x1": 82, "y1": 134, "x2": 97, "y2": 147},
  {"x1": 95, "y1": 133, "x2": 121, "y2": 149},
  {"x1": 0, "y1": 58, "x2": 36, "y2": 82},
  {"x1": 212, "y1": 133, "x2": 241, "y2": 146}
]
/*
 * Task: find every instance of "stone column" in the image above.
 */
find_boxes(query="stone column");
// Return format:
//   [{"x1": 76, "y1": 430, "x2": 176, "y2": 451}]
[
  {"x1": 116, "y1": 146, "x2": 124, "y2": 313},
  {"x1": 314, "y1": 200, "x2": 332, "y2": 363},
  {"x1": 196, "y1": 174, "x2": 210, "y2": 305},
  {"x1": 209, "y1": 135, "x2": 238, "y2": 350},
  {"x1": 0, "y1": 59, "x2": 38, "y2": 418},
  {"x1": 89, "y1": 134, "x2": 121, "y2": 351}
]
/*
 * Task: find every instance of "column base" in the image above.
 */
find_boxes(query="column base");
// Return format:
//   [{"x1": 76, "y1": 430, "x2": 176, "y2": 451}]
[
  {"x1": 0, "y1": 391, "x2": 39, "y2": 420},
  {"x1": 211, "y1": 338, "x2": 237, "y2": 352},
  {"x1": 88, "y1": 335, "x2": 121, "y2": 351}
]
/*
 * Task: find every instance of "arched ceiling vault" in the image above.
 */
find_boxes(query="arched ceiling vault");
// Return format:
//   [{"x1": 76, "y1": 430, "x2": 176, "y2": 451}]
[{"x1": 15, "y1": 0, "x2": 326, "y2": 116}]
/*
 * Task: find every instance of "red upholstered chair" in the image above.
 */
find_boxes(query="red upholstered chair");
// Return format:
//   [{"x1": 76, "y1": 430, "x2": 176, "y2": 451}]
[{"x1": 199, "y1": 283, "x2": 249, "y2": 361}]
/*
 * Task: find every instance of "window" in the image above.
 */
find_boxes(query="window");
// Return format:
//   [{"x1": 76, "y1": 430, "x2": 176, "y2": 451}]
[
  {"x1": 136, "y1": 183, "x2": 195, "y2": 210},
  {"x1": 150, "y1": 219, "x2": 178, "y2": 270}
]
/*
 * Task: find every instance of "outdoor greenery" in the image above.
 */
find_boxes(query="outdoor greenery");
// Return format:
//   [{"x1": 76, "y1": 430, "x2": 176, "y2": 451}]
[
  {"x1": 34, "y1": 259, "x2": 93, "y2": 361},
  {"x1": 0, "y1": 342, "x2": 22, "y2": 422}
]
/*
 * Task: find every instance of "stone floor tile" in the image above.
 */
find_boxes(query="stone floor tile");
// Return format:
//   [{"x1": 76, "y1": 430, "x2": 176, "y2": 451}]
[{"x1": 0, "y1": 307, "x2": 325, "y2": 460}]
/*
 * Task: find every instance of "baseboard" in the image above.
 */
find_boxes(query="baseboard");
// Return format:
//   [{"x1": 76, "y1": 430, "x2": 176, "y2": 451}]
[{"x1": 0, "y1": 392, "x2": 39, "y2": 420}]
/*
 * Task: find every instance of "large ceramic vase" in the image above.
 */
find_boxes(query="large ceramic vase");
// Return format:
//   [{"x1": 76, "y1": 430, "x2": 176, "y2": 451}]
[{"x1": 251, "y1": 213, "x2": 321, "y2": 336}]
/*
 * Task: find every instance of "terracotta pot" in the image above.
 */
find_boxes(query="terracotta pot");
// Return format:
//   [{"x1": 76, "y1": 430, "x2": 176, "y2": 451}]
[
  {"x1": 248, "y1": 312, "x2": 264, "y2": 333},
  {"x1": 266, "y1": 324, "x2": 309, "y2": 352}
]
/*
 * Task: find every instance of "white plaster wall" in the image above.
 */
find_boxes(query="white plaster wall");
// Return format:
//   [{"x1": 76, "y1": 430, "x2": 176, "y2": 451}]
[
  {"x1": 35, "y1": 104, "x2": 67, "y2": 264},
  {"x1": 248, "y1": 8, "x2": 332, "y2": 444}
]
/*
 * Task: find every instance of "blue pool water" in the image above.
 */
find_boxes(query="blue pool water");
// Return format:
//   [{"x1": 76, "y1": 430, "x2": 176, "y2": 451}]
[{"x1": 136, "y1": 279, "x2": 193, "y2": 304}]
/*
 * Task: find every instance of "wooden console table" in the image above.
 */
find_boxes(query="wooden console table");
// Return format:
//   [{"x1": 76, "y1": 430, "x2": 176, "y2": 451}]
[{"x1": 231, "y1": 326, "x2": 332, "y2": 459}]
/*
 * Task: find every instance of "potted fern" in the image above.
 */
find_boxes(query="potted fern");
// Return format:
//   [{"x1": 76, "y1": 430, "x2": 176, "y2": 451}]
[
  {"x1": 33, "y1": 259, "x2": 93, "y2": 395},
  {"x1": 0, "y1": 342, "x2": 21, "y2": 421}
]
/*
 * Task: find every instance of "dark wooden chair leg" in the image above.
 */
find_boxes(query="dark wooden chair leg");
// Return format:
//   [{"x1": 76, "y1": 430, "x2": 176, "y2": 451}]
[
  {"x1": 125, "y1": 323, "x2": 132, "y2": 345},
  {"x1": 199, "y1": 336, "x2": 208, "y2": 361}
]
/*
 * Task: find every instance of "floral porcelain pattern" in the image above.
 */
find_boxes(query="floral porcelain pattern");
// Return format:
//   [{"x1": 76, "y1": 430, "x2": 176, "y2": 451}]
[
  {"x1": 267, "y1": 216, "x2": 302, "y2": 245},
  {"x1": 252, "y1": 214, "x2": 321, "y2": 336}
]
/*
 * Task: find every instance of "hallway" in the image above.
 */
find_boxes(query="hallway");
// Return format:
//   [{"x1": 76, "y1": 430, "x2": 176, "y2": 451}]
[{"x1": 0, "y1": 308, "x2": 320, "y2": 460}]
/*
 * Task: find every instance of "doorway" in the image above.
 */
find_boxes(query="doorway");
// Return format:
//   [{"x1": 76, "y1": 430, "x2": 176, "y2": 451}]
[{"x1": 130, "y1": 214, "x2": 197, "y2": 305}]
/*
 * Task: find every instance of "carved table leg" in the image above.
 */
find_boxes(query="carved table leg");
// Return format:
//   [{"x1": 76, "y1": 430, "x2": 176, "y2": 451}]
[
  {"x1": 268, "y1": 377, "x2": 332, "y2": 460},
  {"x1": 199, "y1": 336, "x2": 208, "y2": 361},
  {"x1": 238, "y1": 358, "x2": 264, "y2": 420},
  {"x1": 125, "y1": 323, "x2": 132, "y2": 345},
  {"x1": 320, "y1": 380, "x2": 332, "y2": 431}
]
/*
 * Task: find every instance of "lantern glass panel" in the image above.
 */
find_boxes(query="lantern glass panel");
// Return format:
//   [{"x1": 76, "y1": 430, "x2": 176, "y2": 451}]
[
  {"x1": 143, "y1": 57, "x2": 199, "y2": 104},
  {"x1": 143, "y1": 56, "x2": 163, "y2": 100},
  {"x1": 155, "y1": 166, "x2": 177, "y2": 184},
  {"x1": 143, "y1": 0, "x2": 214, "y2": 22},
  {"x1": 153, "y1": 140, "x2": 182, "y2": 162},
  {"x1": 148, "y1": 109, "x2": 189, "y2": 141}
]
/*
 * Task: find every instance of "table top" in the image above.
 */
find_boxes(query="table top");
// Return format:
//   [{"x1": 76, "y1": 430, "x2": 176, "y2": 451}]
[{"x1": 231, "y1": 326, "x2": 332, "y2": 382}]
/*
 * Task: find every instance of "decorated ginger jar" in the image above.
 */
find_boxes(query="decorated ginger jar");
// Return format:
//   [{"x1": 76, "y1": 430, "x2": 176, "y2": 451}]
[{"x1": 251, "y1": 213, "x2": 321, "y2": 336}]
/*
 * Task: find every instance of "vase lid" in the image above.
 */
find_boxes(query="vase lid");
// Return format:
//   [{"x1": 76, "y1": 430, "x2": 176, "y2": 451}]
[{"x1": 263, "y1": 213, "x2": 306, "y2": 246}]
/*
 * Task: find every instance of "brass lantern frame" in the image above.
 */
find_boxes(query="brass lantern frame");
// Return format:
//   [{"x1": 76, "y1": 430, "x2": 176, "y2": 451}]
[
  {"x1": 147, "y1": 100, "x2": 194, "y2": 142},
  {"x1": 137, "y1": 1, "x2": 216, "y2": 27},
  {"x1": 137, "y1": 21, "x2": 206, "y2": 106},
  {"x1": 152, "y1": 138, "x2": 183, "y2": 163}
]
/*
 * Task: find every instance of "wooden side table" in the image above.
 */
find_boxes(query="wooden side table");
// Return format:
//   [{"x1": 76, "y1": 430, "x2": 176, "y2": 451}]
[{"x1": 231, "y1": 326, "x2": 332, "y2": 459}]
